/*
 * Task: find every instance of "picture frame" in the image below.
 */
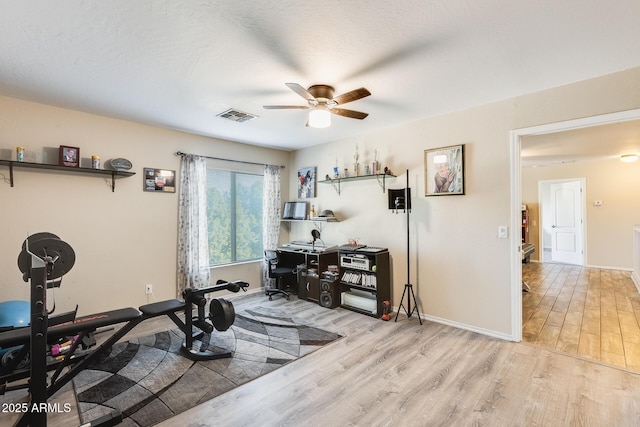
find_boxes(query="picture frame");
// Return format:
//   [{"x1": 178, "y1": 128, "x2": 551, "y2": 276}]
[
  {"x1": 424, "y1": 144, "x2": 465, "y2": 196},
  {"x1": 59, "y1": 145, "x2": 80, "y2": 168},
  {"x1": 143, "y1": 167, "x2": 176, "y2": 193},
  {"x1": 297, "y1": 166, "x2": 316, "y2": 198}
]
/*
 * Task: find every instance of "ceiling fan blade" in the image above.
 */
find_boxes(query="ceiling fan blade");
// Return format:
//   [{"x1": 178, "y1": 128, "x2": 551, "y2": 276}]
[
  {"x1": 333, "y1": 87, "x2": 371, "y2": 105},
  {"x1": 330, "y1": 108, "x2": 369, "y2": 120},
  {"x1": 263, "y1": 105, "x2": 309, "y2": 109},
  {"x1": 285, "y1": 83, "x2": 316, "y2": 102}
]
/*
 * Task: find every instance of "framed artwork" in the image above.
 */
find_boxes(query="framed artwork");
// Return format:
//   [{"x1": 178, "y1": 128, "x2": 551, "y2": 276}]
[
  {"x1": 424, "y1": 144, "x2": 465, "y2": 196},
  {"x1": 59, "y1": 145, "x2": 80, "y2": 168},
  {"x1": 143, "y1": 167, "x2": 176, "y2": 193},
  {"x1": 297, "y1": 166, "x2": 316, "y2": 198}
]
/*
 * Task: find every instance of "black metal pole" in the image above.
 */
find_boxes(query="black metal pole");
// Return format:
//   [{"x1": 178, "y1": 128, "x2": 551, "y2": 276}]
[
  {"x1": 405, "y1": 171, "x2": 411, "y2": 315},
  {"x1": 28, "y1": 262, "x2": 48, "y2": 427}
]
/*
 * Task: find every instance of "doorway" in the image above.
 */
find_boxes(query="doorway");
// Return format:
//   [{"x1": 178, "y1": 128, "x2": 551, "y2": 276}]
[
  {"x1": 538, "y1": 178, "x2": 585, "y2": 265},
  {"x1": 509, "y1": 108, "x2": 640, "y2": 342}
]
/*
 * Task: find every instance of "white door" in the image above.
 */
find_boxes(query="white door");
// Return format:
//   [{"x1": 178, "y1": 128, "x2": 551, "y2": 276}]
[{"x1": 550, "y1": 180, "x2": 584, "y2": 265}]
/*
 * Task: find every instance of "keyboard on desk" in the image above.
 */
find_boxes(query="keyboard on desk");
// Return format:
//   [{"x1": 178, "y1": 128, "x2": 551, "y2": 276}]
[
  {"x1": 356, "y1": 246, "x2": 387, "y2": 253},
  {"x1": 279, "y1": 241, "x2": 337, "y2": 252},
  {"x1": 338, "y1": 244, "x2": 387, "y2": 253}
]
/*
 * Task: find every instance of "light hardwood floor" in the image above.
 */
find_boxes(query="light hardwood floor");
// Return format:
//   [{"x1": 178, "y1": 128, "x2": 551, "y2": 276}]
[
  {"x1": 157, "y1": 294, "x2": 640, "y2": 426},
  {"x1": 522, "y1": 261, "x2": 640, "y2": 372},
  {"x1": 5, "y1": 291, "x2": 640, "y2": 426}
]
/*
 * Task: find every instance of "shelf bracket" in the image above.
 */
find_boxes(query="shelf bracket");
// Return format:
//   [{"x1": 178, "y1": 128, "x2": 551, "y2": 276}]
[
  {"x1": 329, "y1": 178, "x2": 341, "y2": 195},
  {"x1": 376, "y1": 174, "x2": 388, "y2": 192},
  {"x1": 9, "y1": 162, "x2": 14, "y2": 187}
]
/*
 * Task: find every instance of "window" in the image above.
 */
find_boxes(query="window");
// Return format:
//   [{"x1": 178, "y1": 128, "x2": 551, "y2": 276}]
[{"x1": 206, "y1": 168, "x2": 263, "y2": 265}]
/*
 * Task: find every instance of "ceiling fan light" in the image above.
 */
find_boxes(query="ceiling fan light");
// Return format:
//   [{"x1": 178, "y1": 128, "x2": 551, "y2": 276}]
[
  {"x1": 308, "y1": 108, "x2": 331, "y2": 128},
  {"x1": 620, "y1": 154, "x2": 638, "y2": 162}
]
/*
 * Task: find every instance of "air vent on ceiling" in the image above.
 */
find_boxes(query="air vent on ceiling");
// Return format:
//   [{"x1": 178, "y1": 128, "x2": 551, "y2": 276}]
[{"x1": 216, "y1": 108, "x2": 258, "y2": 123}]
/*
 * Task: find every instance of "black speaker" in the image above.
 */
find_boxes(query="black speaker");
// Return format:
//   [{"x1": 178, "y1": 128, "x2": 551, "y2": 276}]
[{"x1": 319, "y1": 279, "x2": 340, "y2": 309}]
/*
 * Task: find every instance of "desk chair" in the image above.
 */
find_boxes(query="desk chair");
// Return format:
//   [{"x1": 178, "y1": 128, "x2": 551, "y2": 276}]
[{"x1": 264, "y1": 250, "x2": 294, "y2": 300}]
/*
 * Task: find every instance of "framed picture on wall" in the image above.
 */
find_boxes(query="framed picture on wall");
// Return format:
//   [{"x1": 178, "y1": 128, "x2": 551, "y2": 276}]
[
  {"x1": 424, "y1": 144, "x2": 465, "y2": 196},
  {"x1": 297, "y1": 166, "x2": 316, "y2": 198},
  {"x1": 59, "y1": 145, "x2": 80, "y2": 168},
  {"x1": 143, "y1": 167, "x2": 176, "y2": 193}
]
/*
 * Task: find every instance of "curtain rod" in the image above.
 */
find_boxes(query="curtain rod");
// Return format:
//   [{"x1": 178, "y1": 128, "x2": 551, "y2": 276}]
[{"x1": 175, "y1": 151, "x2": 285, "y2": 169}]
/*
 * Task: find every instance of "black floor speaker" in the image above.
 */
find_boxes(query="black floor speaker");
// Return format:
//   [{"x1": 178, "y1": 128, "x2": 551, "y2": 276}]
[{"x1": 319, "y1": 279, "x2": 340, "y2": 309}]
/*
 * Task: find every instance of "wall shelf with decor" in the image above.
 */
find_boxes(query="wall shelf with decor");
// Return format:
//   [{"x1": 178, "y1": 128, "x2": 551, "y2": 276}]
[
  {"x1": 0, "y1": 160, "x2": 135, "y2": 192},
  {"x1": 319, "y1": 173, "x2": 396, "y2": 195}
]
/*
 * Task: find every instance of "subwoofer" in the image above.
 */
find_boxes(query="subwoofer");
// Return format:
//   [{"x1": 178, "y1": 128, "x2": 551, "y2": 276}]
[{"x1": 319, "y1": 279, "x2": 340, "y2": 309}]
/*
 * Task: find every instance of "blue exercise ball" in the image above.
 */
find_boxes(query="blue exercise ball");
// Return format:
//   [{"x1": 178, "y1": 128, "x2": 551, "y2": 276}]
[{"x1": 0, "y1": 300, "x2": 30, "y2": 328}]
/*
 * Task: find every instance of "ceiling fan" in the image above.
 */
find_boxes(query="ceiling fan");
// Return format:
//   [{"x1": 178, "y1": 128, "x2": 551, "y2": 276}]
[{"x1": 263, "y1": 83, "x2": 371, "y2": 128}]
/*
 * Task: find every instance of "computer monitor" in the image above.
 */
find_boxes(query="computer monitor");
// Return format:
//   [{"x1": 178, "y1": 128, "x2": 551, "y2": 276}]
[{"x1": 283, "y1": 201, "x2": 307, "y2": 220}]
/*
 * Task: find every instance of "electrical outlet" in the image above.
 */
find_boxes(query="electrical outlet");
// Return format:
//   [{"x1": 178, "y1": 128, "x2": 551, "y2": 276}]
[{"x1": 145, "y1": 284, "x2": 153, "y2": 294}]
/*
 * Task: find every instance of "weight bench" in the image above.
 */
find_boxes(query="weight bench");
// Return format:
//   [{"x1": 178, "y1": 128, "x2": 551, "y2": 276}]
[
  {"x1": 1, "y1": 308, "x2": 144, "y2": 393},
  {"x1": 2, "y1": 285, "x2": 244, "y2": 400},
  {"x1": 7, "y1": 232, "x2": 249, "y2": 427},
  {"x1": 139, "y1": 280, "x2": 248, "y2": 360},
  {"x1": 139, "y1": 299, "x2": 184, "y2": 323}
]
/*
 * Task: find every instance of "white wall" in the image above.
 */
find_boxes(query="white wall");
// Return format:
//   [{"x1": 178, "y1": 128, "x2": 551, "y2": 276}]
[
  {"x1": 289, "y1": 66, "x2": 640, "y2": 338},
  {"x1": 0, "y1": 96, "x2": 290, "y2": 316}
]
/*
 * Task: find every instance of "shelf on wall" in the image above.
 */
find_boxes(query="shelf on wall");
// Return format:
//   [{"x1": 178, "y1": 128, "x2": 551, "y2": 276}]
[
  {"x1": 280, "y1": 218, "x2": 339, "y2": 231},
  {"x1": 0, "y1": 159, "x2": 136, "y2": 192},
  {"x1": 319, "y1": 173, "x2": 396, "y2": 195}
]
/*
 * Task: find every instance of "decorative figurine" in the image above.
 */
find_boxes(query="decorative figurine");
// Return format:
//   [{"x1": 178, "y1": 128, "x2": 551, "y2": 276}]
[
  {"x1": 372, "y1": 149, "x2": 379, "y2": 175},
  {"x1": 354, "y1": 144, "x2": 360, "y2": 177}
]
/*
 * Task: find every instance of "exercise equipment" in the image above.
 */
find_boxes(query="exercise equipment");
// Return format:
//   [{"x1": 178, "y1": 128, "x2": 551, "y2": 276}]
[
  {"x1": 139, "y1": 279, "x2": 247, "y2": 360},
  {"x1": 0, "y1": 300, "x2": 30, "y2": 330},
  {"x1": 14, "y1": 232, "x2": 74, "y2": 426},
  {"x1": 0, "y1": 232, "x2": 250, "y2": 427}
]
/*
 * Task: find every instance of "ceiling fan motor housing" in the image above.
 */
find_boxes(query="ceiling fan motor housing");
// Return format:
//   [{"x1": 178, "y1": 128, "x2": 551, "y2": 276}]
[{"x1": 308, "y1": 85, "x2": 335, "y2": 101}]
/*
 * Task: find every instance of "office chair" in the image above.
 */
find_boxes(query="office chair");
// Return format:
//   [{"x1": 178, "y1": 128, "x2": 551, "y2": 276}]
[{"x1": 264, "y1": 250, "x2": 295, "y2": 300}]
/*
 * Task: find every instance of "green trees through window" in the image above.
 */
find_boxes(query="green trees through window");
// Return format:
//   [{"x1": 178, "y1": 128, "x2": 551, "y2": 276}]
[{"x1": 206, "y1": 169, "x2": 263, "y2": 265}]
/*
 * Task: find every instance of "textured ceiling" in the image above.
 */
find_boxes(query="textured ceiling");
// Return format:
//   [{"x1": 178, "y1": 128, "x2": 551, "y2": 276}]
[{"x1": 1, "y1": 0, "x2": 640, "y2": 154}]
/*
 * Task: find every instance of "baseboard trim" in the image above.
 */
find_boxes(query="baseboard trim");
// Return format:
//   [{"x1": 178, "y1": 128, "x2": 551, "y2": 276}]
[
  {"x1": 632, "y1": 272, "x2": 640, "y2": 294},
  {"x1": 394, "y1": 309, "x2": 516, "y2": 342},
  {"x1": 585, "y1": 264, "x2": 633, "y2": 271}
]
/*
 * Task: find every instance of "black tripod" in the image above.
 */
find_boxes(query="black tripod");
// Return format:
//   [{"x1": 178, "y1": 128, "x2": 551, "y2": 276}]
[{"x1": 392, "y1": 170, "x2": 422, "y2": 324}]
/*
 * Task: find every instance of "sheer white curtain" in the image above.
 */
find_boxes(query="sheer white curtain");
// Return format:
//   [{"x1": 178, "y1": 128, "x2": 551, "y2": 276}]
[
  {"x1": 177, "y1": 154, "x2": 210, "y2": 294},
  {"x1": 262, "y1": 165, "x2": 281, "y2": 287}
]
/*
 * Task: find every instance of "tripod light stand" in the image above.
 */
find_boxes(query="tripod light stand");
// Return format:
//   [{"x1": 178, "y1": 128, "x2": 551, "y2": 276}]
[{"x1": 388, "y1": 170, "x2": 422, "y2": 324}]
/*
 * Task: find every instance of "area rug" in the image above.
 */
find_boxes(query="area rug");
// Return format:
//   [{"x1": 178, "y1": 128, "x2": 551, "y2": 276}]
[{"x1": 72, "y1": 306, "x2": 342, "y2": 426}]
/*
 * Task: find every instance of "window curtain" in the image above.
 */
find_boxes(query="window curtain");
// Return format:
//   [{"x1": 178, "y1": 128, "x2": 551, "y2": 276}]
[
  {"x1": 262, "y1": 165, "x2": 281, "y2": 288},
  {"x1": 177, "y1": 154, "x2": 210, "y2": 295}
]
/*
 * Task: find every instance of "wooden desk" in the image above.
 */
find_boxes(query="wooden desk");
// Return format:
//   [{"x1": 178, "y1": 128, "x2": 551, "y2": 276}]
[{"x1": 277, "y1": 248, "x2": 338, "y2": 303}]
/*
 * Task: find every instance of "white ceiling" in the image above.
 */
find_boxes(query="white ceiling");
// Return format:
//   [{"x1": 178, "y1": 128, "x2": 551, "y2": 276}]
[
  {"x1": 1, "y1": 0, "x2": 640, "y2": 157},
  {"x1": 522, "y1": 119, "x2": 640, "y2": 168}
]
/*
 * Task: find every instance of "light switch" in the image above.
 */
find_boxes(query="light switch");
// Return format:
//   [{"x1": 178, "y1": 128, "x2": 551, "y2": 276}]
[{"x1": 498, "y1": 226, "x2": 508, "y2": 239}]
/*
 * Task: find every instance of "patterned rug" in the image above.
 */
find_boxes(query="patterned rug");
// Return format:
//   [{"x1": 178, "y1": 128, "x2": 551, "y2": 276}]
[{"x1": 72, "y1": 307, "x2": 342, "y2": 426}]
